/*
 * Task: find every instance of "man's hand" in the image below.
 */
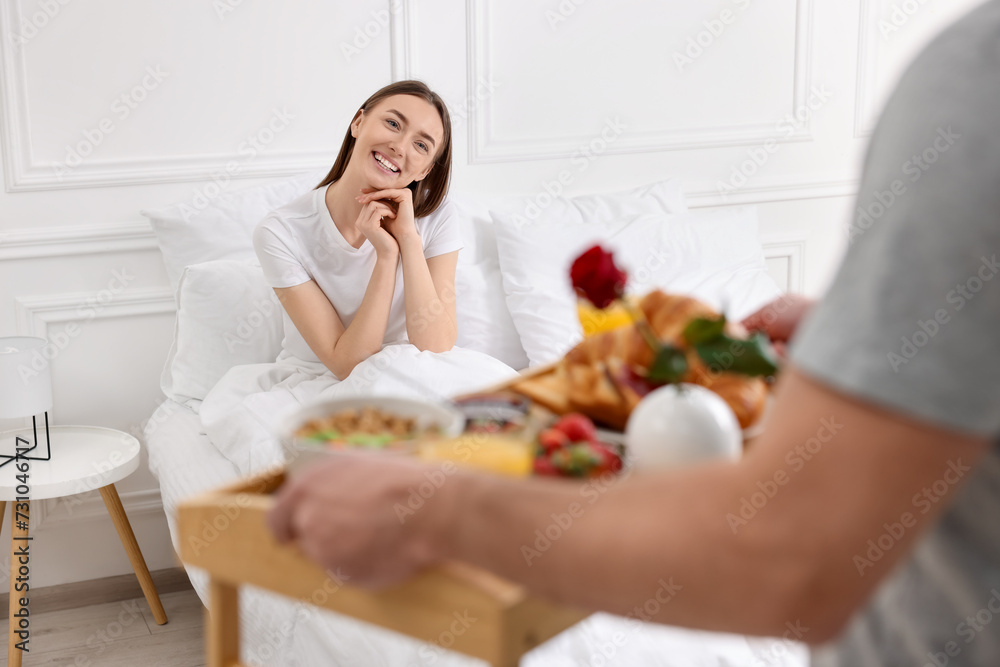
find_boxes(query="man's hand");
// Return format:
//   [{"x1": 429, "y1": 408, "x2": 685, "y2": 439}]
[
  {"x1": 267, "y1": 451, "x2": 455, "y2": 589},
  {"x1": 741, "y1": 294, "x2": 815, "y2": 358}
]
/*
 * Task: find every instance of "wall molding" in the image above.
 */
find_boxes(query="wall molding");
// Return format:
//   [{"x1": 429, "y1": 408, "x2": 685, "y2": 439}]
[
  {"x1": 14, "y1": 287, "x2": 175, "y2": 338},
  {"x1": 11, "y1": 287, "x2": 174, "y2": 528},
  {"x1": 42, "y1": 488, "x2": 165, "y2": 528},
  {"x1": 0, "y1": 2, "x2": 331, "y2": 192},
  {"x1": 0, "y1": 221, "x2": 158, "y2": 260},
  {"x1": 854, "y1": 0, "x2": 880, "y2": 138},
  {"x1": 762, "y1": 234, "x2": 808, "y2": 293},
  {"x1": 389, "y1": 0, "x2": 414, "y2": 81},
  {"x1": 467, "y1": 0, "x2": 817, "y2": 164},
  {"x1": 685, "y1": 176, "x2": 857, "y2": 208}
]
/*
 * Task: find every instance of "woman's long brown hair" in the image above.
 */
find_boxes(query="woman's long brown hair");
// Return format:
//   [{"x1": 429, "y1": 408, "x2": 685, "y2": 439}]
[{"x1": 316, "y1": 80, "x2": 452, "y2": 219}]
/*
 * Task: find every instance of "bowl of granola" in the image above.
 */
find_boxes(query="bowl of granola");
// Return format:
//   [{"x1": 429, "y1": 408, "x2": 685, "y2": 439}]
[{"x1": 277, "y1": 396, "x2": 466, "y2": 474}]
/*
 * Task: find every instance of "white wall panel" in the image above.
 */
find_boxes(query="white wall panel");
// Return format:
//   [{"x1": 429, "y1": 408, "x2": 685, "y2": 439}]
[
  {"x1": 0, "y1": 0, "x2": 392, "y2": 190},
  {"x1": 855, "y1": 0, "x2": 985, "y2": 136},
  {"x1": 469, "y1": 0, "x2": 813, "y2": 161}
]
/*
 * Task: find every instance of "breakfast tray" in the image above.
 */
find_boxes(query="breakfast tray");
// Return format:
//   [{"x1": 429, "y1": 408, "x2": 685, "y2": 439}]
[{"x1": 178, "y1": 363, "x2": 589, "y2": 667}]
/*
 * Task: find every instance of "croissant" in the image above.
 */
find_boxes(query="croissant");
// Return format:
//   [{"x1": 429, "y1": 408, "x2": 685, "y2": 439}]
[{"x1": 515, "y1": 291, "x2": 770, "y2": 431}]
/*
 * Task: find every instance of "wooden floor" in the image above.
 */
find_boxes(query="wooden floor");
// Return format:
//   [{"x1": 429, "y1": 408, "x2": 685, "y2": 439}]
[{"x1": 2, "y1": 589, "x2": 205, "y2": 666}]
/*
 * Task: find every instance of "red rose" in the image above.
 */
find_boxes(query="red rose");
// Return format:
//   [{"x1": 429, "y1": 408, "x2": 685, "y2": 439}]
[{"x1": 570, "y1": 245, "x2": 627, "y2": 309}]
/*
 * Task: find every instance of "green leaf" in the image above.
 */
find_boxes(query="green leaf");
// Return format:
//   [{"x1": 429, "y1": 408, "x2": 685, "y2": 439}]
[
  {"x1": 682, "y1": 316, "x2": 727, "y2": 345},
  {"x1": 694, "y1": 332, "x2": 780, "y2": 377},
  {"x1": 306, "y1": 430, "x2": 341, "y2": 441},
  {"x1": 647, "y1": 344, "x2": 689, "y2": 384}
]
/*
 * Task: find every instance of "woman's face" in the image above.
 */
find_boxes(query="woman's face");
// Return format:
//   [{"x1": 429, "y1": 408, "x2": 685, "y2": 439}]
[{"x1": 349, "y1": 94, "x2": 444, "y2": 188}]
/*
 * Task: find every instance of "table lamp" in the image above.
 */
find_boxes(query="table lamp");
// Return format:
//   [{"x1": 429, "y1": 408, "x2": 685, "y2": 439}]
[{"x1": 0, "y1": 336, "x2": 53, "y2": 469}]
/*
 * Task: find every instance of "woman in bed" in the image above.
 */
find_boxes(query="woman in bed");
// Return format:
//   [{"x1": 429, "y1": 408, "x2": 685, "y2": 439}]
[
  {"x1": 252, "y1": 79, "x2": 463, "y2": 378},
  {"x1": 201, "y1": 81, "x2": 515, "y2": 481},
  {"x1": 195, "y1": 81, "x2": 520, "y2": 664}
]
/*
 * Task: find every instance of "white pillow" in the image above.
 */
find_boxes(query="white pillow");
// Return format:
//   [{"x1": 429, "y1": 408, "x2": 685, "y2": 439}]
[
  {"x1": 451, "y1": 196, "x2": 530, "y2": 370},
  {"x1": 496, "y1": 177, "x2": 688, "y2": 232},
  {"x1": 161, "y1": 259, "x2": 283, "y2": 410},
  {"x1": 491, "y1": 202, "x2": 781, "y2": 367},
  {"x1": 142, "y1": 169, "x2": 327, "y2": 294}
]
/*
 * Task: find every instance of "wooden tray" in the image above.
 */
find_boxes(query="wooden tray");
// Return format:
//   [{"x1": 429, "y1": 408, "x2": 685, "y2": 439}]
[
  {"x1": 179, "y1": 362, "x2": 765, "y2": 665},
  {"x1": 178, "y1": 365, "x2": 588, "y2": 667}
]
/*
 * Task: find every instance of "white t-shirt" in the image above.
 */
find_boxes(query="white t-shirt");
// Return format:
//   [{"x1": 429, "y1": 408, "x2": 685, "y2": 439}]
[{"x1": 252, "y1": 184, "x2": 463, "y2": 363}]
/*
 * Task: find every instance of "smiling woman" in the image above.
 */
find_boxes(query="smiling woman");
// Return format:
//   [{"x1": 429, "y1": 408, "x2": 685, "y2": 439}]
[
  {"x1": 318, "y1": 81, "x2": 453, "y2": 219},
  {"x1": 250, "y1": 80, "x2": 469, "y2": 380},
  {"x1": 199, "y1": 82, "x2": 518, "y2": 485}
]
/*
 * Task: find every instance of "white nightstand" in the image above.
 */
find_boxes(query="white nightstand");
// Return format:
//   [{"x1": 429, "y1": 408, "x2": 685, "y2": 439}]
[{"x1": 0, "y1": 424, "x2": 167, "y2": 667}]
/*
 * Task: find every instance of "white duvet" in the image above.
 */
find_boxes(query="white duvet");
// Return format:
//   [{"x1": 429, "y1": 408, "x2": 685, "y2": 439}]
[
  {"x1": 150, "y1": 342, "x2": 808, "y2": 666},
  {"x1": 199, "y1": 343, "x2": 521, "y2": 479}
]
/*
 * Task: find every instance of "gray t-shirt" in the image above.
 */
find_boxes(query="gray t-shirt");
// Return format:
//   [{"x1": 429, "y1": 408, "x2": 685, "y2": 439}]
[{"x1": 790, "y1": 2, "x2": 1000, "y2": 665}]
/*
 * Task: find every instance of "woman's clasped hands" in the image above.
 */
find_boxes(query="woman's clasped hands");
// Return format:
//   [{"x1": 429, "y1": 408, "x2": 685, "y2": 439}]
[
  {"x1": 356, "y1": 187, "x2": 420, "y2": 253},
  {"x1": 355, "y1": 192, "x2": 400, "y2": 260}
]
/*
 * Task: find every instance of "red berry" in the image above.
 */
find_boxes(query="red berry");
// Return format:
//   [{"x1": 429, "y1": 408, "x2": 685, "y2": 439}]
[
  {"x1": 538, "y1": 428, "x2": 570, "y2": 453},
  {"x1": 553, "y1": 413, "x2": 597, "y2": 443},
  {"x1": 533, "y1": 456, "x2": 560, "y2": 477},
  {"x1": 591, "y1": 443, "x2": 623, "y2": 474}
]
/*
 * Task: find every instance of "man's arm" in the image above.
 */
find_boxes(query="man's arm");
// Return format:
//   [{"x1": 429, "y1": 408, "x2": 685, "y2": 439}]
[
  {"x1": 269, "y1": 364, "x2": 989, "y2": 644},
  {"x1": 439, "y1": 366, "x2": 989, "y2": 642}
]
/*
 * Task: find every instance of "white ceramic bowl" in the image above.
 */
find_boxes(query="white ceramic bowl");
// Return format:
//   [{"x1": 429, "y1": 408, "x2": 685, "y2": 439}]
[
  {"x1": 276, "y1": 395, "x2": 466, "y2": 475},
  {"x1": 624, "y1": 383, "x2": 744, "y2": 469}
]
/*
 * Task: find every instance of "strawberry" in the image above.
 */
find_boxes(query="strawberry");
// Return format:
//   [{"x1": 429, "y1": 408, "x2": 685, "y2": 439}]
[
  {"x1": 591, "y1": 442, "x2": 623, "y2": 474},
  {"x1": 553, "y1": 413, "x2": 597, "y2": 443},
  {"x1": 538, "y1": 428, "x2": 571, "y2": 453},
  {"x1": 533, "y1": 456, "x2": 561, "y2": 477},
  {"x1": 550, "y1": 443, "x2": 603, "y2": 477}
]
